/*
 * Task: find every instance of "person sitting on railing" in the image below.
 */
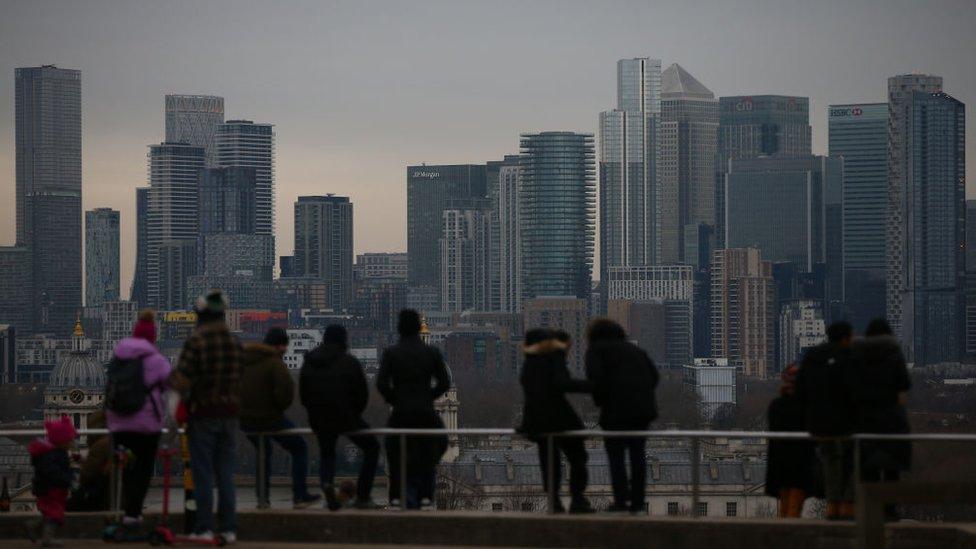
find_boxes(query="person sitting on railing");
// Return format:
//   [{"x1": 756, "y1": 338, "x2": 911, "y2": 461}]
[
  {"x1": 795, "y1": 321, "x2": 856, "y2": 520},
  {"x1": 301, "y1": 324, "x2": 380, "y2": 511},
  {"x1": 240, "y1": 328, "x2": 321, "y2": 510},
  {"x1": 518, "y1": 328, "x2": 593, "y2": 514},
  {"x1": 765, "y1": 364, "x2": 817, "y2": 518},
  {"x1": 584, "y1": 318, "x2": 659, "y2": 515},
  {"x1": 377, "y1": 309, "x2": 451, "y2": 510},
  {"x1": 851, "y1": 318, "x2": 911, "y2": 520}
]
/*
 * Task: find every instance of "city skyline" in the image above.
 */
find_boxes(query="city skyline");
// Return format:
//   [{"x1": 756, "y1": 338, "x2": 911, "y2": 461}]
[{"x1": 1, "y1": 1, "x2": 975, "y2": 297}]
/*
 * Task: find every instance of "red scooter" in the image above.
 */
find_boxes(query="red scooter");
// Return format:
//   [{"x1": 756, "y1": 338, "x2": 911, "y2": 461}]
[{"x1": 149, "y1": 447, "x2": 225, "y2": 546}]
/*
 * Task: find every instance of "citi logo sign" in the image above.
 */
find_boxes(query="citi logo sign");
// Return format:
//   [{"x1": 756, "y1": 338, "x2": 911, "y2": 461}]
[{"x1": 413, "y1": 171, "x2": 441, "y2": 179}]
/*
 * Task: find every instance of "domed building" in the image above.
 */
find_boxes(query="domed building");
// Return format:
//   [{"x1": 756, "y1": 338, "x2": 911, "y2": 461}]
[{"x1": 43, "y1": 318, "x2": 105, "y2": 438}]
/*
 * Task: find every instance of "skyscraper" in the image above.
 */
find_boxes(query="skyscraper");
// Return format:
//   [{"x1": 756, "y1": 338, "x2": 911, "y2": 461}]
[
  {"x1": 164, "y1": 94, "x2": 224, "y2": 167},
  {"x1": 294, "y1": 196, "x2": 354, "y2": 311},
  {"x1": 440, "y1": 203, "x2": 492, "y2": 312},
  {"x1": 485, "y1": 155, "x2": 520, "y2": 312},
  {"x1": 887, "y1": 76, "x2": 965, "y2": 365},
  {"x1": 599, "y1": 58, "x2": 662, "y2": 282},
  {"x1": 829, "y1": 103, "x2": 888, "y2": 328},
  {"x1": 716, "y1": 95, "x2": 812, "y2": 248},
  {"x1": 407, "y1": 164, "x2": 488, "y2": 308},
  {"x1": 15, "y1": 65, "x2": 82, "y2": 335},
  {"x1": 85, "y1": 208, "x2": 120, "y2": 308},
  {"x1": 198, "y1": 167, "x2": 257, "y2": 236},
  {"x1": 216, "y1": 120, "x2": 275, "y2": 237},
  {"x1": 519, "y1": 132, "x2": 595, "y2": 301},
  {"x1": 711, "y1": 248, "x2": 775, "y2": 378},
  {"x1": 657, "y1": 64, "x2": 719, "y2": 265},
  {"x1": 146, "y1": 143, "x2": 206, "y2": 310},
  {"x1": 886, "y1": 74, "x2": 942, "y2": 345},
  {"x1": 496, "y1": 157, "x2": 521, "y2": 313},
  {"x1": 131, "y1": 187, "x2": 149, "y2": 307}
]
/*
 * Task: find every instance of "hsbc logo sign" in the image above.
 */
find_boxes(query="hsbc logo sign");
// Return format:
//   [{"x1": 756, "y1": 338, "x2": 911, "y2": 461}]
[{"x1": 830, "y1": 107, "x2": 864, "y2": 117}]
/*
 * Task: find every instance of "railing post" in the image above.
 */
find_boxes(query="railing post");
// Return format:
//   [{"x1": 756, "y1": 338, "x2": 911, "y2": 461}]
[
  {"x1": 547, "y1": 434, "x2": 556, "y2": 514},
  {"x1": 108, "y1": 445, "x2": 119, "y2": 513},
  {"x1": 399, "y1": 433, "x2": 408, "y2": 510},
  {"x1": 691, "y1": 436, "x2": 700, "y2": 518},
  {"x1": 257, "y1": 434, "x2": 267, "y2": 508}
]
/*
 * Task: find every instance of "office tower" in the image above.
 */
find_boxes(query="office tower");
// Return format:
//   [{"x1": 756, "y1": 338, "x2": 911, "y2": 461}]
[
  {"x1": 164, "y1": 94, "x2": 224, "y2": 166},
  {"x1": 887, "y1": 76, "x2": 965, "y2": 365},
  {"x1": 355, "y1": 253, "x2": 408, "y2": 281},
  {"x1": 279, "y1": 256, "x2": 295, "y2": 278},
  {"x1": 407, "y1": 165, "x2": 488, "y2": 308},
  {"x1": 724, "y1": 156, "x2": 844, "y2": 304},
  {"x1": 188, "y1": 234, "x2": 275, "y2": 310},
  {"x1": 779, "y1": 299, "x2": 825, "y2": 368},
  {"x1": 0, "y1": 325, "x2": 14, "y2": 384},
  {"x1": 216, "y1": 120, "x2": 275, "y2": 236},
  {"x1": 15, "y1": 66, "x2": 82, "y2": 335},
  {"x1": 486, "y1": 155, "x2": 520, "y2": 312},
  {"x1": 496, "y1": 157, "x2": 522, "y2": 313},
  {"x1": 657, "y1": 64, "x2": 719, "y2": 264},
  {"x1": 519, "y1": 132, "x2": 595, "y2": 301},
  {"x1": 605, "y1": 265, "x2": 694, "y2": 302},
  {"x1": 85, "y1": 208, "x2": 121, "y2": 308},
  {"x1": 523, "y1": 297, "x2": 589, "y2": 374},
  {"x1": 131, "y1": 188, "x2": 150, "y2": 307},
  {"x1": 0, "y1": 248, "x2": 33, "y2": 332},
  {"x1": 600, "y1": 58, "x2": 662, "y2": 282},
  {"x1": 608, "y1": 298, "x2": 692, "y2": 368},
  {"x1": 198, "y1": 167, "x2": 257, "y2": 235},
  {"x1": 886, "y1": 74, "x2": 943, "y2": 347},
  {"x1": 440, "y1": 204, "x2": 492, "y2": 312},
  {"x1": 968, "y1": 200, "x2": 976, "y2": 272},
  {"x1": 716, "y1": 95, "x2": 812, "y2": 247},
  {"x1": 146, "y1": 143, "x2": 206, "y2": 310},
  {"x1": 103, "y1": 300, "x2": 139, "y2": 348},
  {"x1": 711, "y1": 248, "x2": 775, "y2": 378},
  {"x1": 294, "y1": 196, "x2": 354, "y2": 311},
  {"x1": 829, "y1": 103, "x2": 888, "y2": 329}
]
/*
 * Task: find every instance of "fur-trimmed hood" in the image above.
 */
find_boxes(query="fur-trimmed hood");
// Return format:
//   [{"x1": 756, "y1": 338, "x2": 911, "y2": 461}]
[{"x1": 523, "y1": 338, "x2": 568, "y2": 355}]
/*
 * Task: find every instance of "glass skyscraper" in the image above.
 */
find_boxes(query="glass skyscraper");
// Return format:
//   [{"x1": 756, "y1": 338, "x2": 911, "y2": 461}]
[
  {"x1": 828, "y1": 103, "x2": 887, "y2": 329},
  {"x1": 599, "y1": 58, "x2": 661, "y2": 285},
  {"x1": 519, "y1": 132, "x2": 595, "y2": 301},
  {"x1": 14, "y1": 65, "x2": 82, "y2": 335},
  {"x1": 131, "y1": 187, "x2": 149, "y2": 308},
  {"x1": 198, "y1": 167, "x2": 257, "y2": 236},
  {"x1": 164, "y1": 94, "x2": 224, "y2": 167},
  {"x1": 216, "y1": 120, "x2": 275, "y2": 237},
  {"x1": 293, "y1": 196, "x2": 354, "y2": 311},
  {"x1": 85, "y1": 208, "x2": 120, "y2": 308}
]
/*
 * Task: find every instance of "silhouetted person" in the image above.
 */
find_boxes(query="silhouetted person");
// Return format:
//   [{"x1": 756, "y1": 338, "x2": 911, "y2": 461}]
[
  {"x1": 765, "y1": 364, "x2": 817, "y2": 518},
  {"x1": 851, "y1": 318, "x2": 911, "y2": 518},
  {"x1": 240, "y1": 328, "x2": 319, "y2": 510},
  {"x1": 300, "y1": 324, "x2": 380, "y2": 510},
  {"x1": 585, "y1": 319, "x2": 658, "y2": 514},
  {"x1": 795, "y1": 321, "x2": 855, "y2": 520},
  {"x1": 377, "y1": 310, "x2": 451, "y2": 509},
  {"x1": 518, "y1": 328, "x2": 592, "y2": 513}
]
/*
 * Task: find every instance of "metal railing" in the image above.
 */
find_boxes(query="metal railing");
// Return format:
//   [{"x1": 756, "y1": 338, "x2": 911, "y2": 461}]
[{"x1": 3, "y1": 427, "x2": 976, "y2": 519}]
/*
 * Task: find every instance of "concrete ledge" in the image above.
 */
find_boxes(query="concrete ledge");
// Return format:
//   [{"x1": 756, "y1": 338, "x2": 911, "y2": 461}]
[{"x1": 0, "y1": 511, "x2": 973, "y2": 548}]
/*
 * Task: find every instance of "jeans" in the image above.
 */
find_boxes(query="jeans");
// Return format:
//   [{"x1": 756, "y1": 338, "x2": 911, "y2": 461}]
[
  {"x1": 817, "y1": 440, "x2": 854, "y2": 503},
  {"x1": 111, "y1": 432, "x2": 160, "y2": 519},
  {"x1": 187, "y1": 417, "x2": 237, "y2": 534},
  {"x1": 536, "y1": 436, "x2": 588, "y2": 505},
  {"x1": 605, "y1": 436, "x2": 646, "y2": 511},
  {"x1": 242, "y1": 417, "x2": 311, "y2": 504},
  {"x1": 315, "y1": 421, "x2": 380, "y2": 502}
]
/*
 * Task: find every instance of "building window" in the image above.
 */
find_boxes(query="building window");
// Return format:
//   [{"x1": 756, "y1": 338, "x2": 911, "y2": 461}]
[
  {"x1": 726, "y1": 502, "x2": 737, "y2": 517},
  {"x1": 667, "y1": 502, "x2": 679, "y2": 516},
  {"x1": 695, "y1": 502, "x2": 708, "y2": 517},
  {"x1": 492, "y1": 503, "x2": 503, "y2": 512}
]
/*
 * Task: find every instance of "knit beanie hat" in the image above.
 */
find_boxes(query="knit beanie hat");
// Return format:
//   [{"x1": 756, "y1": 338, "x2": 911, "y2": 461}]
[
  {"x1": 323, "y1": 324, "x2": 348, "y2": 348},
  {"x1": 263, "y1": 327, "x2": 289, "y2": 346},
  {"x1": 45, "y1": 415, "x2": 77, "y2": 447},
  {"x1": 132, "y1": 309, "x2": 157, "y2": 344}
]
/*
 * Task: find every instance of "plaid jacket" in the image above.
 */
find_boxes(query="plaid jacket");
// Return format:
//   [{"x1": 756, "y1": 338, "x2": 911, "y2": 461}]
[{"x1": 171, "y1": 321, "x2": 243, "y2": 418}]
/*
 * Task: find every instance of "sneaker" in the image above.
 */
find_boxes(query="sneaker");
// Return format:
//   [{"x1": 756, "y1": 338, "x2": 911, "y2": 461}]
[
  {"x1": 420, "y1": 498, "x2": 434, "y2": 511},
  {"x1": 187, "y1": 531, "x2": 215, "y2": 542},
  {"x1": 353, "y1": 498, "x2": 379, "y2": 510},
  {"x1": 293, "y1": 494, "x2": 322, "y2": 510},
  {"x1": 220, "y1": 531, "x2": 237, "y2": 545},
  {"x1": 322, "y1": 484, "x2": 341, "y2": 511},
  {"x1": 40, "y1": 522, "x2": 64, "y2": 547}
]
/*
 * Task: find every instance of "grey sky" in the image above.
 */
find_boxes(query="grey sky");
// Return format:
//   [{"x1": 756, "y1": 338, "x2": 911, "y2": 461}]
[{"x1": 1, "y1": 0, "x2": 974, "y2": 295}]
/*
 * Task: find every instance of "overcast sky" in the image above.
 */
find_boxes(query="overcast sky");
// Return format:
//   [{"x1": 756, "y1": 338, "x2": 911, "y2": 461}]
[{"x1": 1, "y1": 0, "x2": 974, "y2": 295}]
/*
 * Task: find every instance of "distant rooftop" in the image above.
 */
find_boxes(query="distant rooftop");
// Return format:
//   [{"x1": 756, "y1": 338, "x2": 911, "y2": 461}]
[{"x1": 661, "y1": 63, "x2": 714, "y2": 99}]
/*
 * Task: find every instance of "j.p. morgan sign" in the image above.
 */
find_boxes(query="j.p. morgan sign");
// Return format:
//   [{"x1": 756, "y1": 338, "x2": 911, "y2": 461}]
[{"x1": 412, "y1": 171, "x2": 441, "y2": 179}]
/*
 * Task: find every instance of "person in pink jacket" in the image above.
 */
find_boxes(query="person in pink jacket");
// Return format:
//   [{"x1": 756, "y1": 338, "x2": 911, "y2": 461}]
[{"x1": 105, "y1": 310, "x2": 172, "y2": 530}]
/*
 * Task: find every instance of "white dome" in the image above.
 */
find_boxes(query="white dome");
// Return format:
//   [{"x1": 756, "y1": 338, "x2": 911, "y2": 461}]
[{"x1": 48, "y1": 351, "x2": 105, "y2": 391}]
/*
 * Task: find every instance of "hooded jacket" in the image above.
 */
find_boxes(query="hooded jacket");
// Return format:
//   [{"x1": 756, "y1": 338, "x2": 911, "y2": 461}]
[
  {"x1": 518, "y1": 339, "x2": 589, "y2": 437},
  {"x1": 795, "y1": 342, "x2": 856, "y2": 437},
  {"x1": 29, "y1": 439, "x2": 72, "y2": 496},
  {"x1": 106, "y1": 337, "x2": 172, "y2": 434},
  {"x1": 300, "y1": 342, "x2": 369, "y2": 433},
  {"x1": 585, "y1": 339, "x2": 659, "y2": 428},
  {"x1": 376, "y1": 336, "x2": 451, "y2": 425},
  {"x1": 239, "y1": 343, "x2": 294, "y2": 428},
  {"x1": 851, "y1": 335, "x2": 912, "y2": 470}
]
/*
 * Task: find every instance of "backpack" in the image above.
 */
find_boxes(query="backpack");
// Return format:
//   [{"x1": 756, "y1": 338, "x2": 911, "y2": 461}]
[{"x1": 105, "y1": 356, "x2": 155, "y2": 417}]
